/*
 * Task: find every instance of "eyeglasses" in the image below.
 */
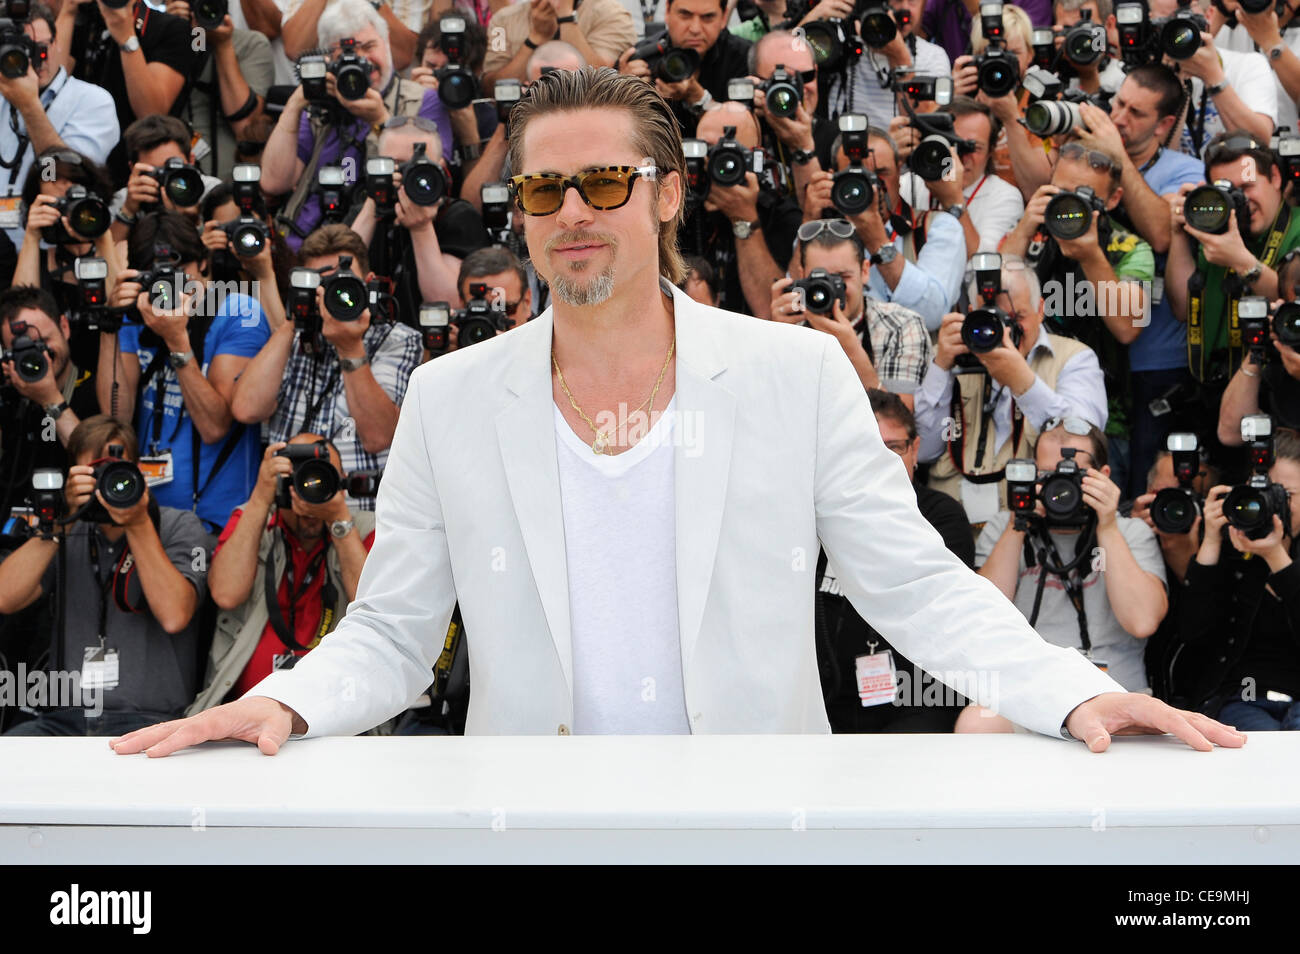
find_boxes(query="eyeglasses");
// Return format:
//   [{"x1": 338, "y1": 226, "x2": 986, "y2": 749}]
[
  {"x1": 1058, "y1": 141, "x2": 1120, "y2": 177},
  {"x1": 883, "y1": 439, "x2": 913, "y2": 454},
  {"x1": 796, "y1": 218, "x2": 855, "y2": 242},
  {"x1": 508, "y1": 164, "x2": 658, "y2": 216},
  {"x1": 1042, "y1": 416, "x2": 1093, "y2": 437},
  {"x1": 797, "y1": 68, "x2": 817, "y2": 85},
  {"x1": 383, "y1": 116, "x2": 440, "y2": 134}
]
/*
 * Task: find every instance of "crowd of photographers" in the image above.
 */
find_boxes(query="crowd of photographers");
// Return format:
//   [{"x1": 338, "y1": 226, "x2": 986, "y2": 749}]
[{"x1": 0, "y1": 0, "x2": 1297, "y2": 737}]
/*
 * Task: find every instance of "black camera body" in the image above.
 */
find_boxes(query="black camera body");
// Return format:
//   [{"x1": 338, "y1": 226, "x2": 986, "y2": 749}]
[
  {"x1": 330, "y1": 37, "x2": 372, "y2": 100},
  {"x1": 322, "y1": 255, "x2": 368, "y2": 322},
  {"x1": 1151, "y1": 433, "x2": 1204, "y2": 534},
  {"x1": 135, "y1": 248, "x2": 185, "y2": 313},
  {"x1": 791, "y1": 267, "x2": 847, "y2": 316},
  {"x1": 453, "y1": 282, "x2": 510, "y2": 347},
  {"x1": 2, "y1": 335, "x2": 49, "y2": 383},
  {"x1": 434, "y1": 16, "x2": 477, "y2": 108},
  {"x1": 145, "y1": 157, "x2": 204, "y2": 208},
  {"x1": 1183, "y1": 179, "x2": 1249, "y2": 235},
  {"x1": 975, "y1": 43, "x2": 1020, "y2": 98},
  {"x1": 706, "y1": 127, "x2": 765, "y2": 188},
  {"x1": 1224, "y1": 415, "x2": 1288, "y2": 539},
  {"x1": 859, "y1": 3, "x2": 908, "y2": 48},
  {"x1": 798, "y1": 14, "x2": 863, "y2": 71},
  {"x1": 220, "y1": 215, "x2": 271, "y2": 258},
  {"x1": 43, "y1": 185, "x2": 110, "y2": 244},
  {"x1": 1043, "y1": 185, "x2": 1106, "y2": 241},
  {"x1": 1061, "y1": 8, "x2": 1106, "y2": 66},
  {"x1": 1040, "y1": 447, "x2": 1090, "y2": 527},
  {"x1": 81, "y1": 443, "x2": 145, "y2": 525},
  {"x1": 828, "y1": 114, "x2": 877, "y2": 216},
  {"x1": 400, "y1": 141, "x2": 448, "y2": 207},
  {"x1": 632, "y1": 32, "x2": 700, "y2": 83},
  {"x1": 908, "y1": 111, "x2": 975, "y2": 182},
  {"x1": 192, "y1": 0, "x2": 227, "y2": 30},
  {"x1": 1153, "y1": 1, "x2": 1207, "y2": 60},
  {"x1": 274, "y1": 440, "x2": 340, "y2": 508},
  {"x1": 0, "y1": 16, "x2": 46, "y2": 79},
  {"x1": 958, "y1": 252, "x2": 1020, "y2": 368},
  {"x1": 761, "y1": 65, "x2": 803, "y2": 117}
]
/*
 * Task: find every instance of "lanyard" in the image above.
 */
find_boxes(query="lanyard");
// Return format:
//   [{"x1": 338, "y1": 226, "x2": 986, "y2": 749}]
[
  {"x1": 264, "y1": 528, "x2": 336, "y2": 651},
  {"x1": 0, "y1": 70, "x2": 70, "y2": 184},
  {"x1": 86, "y1": 530, "x2": 113, "y2": 646},
  {"x1": 945, "y1": 372, "x2": 1025, "y2": 482},
  {"x1": 1025, "y1": 521, "x2": 1095, "y2": 653}
]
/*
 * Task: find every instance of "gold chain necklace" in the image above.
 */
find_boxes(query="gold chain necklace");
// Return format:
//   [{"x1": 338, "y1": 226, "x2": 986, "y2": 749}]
[{"x1": 553, "y1": 336, "x2": 676, "y2": 455}]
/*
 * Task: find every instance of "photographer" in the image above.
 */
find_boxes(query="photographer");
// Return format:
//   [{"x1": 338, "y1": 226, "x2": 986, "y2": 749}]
[
  {"x1": 895, "y1": 96, "x2": 1024, "y2": 252},
  {"x1": 746, "y1": 30, "x2": 825, "y2": 204},
  {"x1": 229, "y1": 224, "x2": 422, "y2": 510},
  {"x1": 679, "y1": 253, "x2": 718, "y2": 306},
  {"x1": 193, "y1": 434, "x2": 376, "y2": 712},
  {"x1": 261, "y1": 0, "x2": 454, "y2": 251},
  {"x1": 1053, "y1": 0, "x2": 1125, "y2": 96},
  {"x1": 282, "y1": 0, "x2": 417, "y2": 72},
  {"x1": 408, "y1": 16, "x2": 490, "y2": 173},
  {"x1": 1177, "y1": 428, "x2": 1300, "y2": 729},
  {"x1": 0, "y1": 3, "x2": 119, "y2": 253},
  {"x1": 483, "y1": 0, "x2": 635, "y2": 85},
  {"x1": 0, "y1": 287, "x2": 99, "y2": 524},
  {"x1": 1214, "y1": 0, "x2": 1300, "y2": 139},
  {"x1": 816, "y1": 389, "x2": 974, "y2": 733},
  {"x1": 804, "y1": 125, "x2": 965, "y2": 330},
  {"x1": 616, "y1": 0, "x2": 751, "y2": 136},
  {"x1": 1145, "y1": 0, "x2": 1275, "y2": 153},
  {"x1": 974, "y1": 418, "x2": 1168, "y2": 694},
  {"x1": 0, "y1": 415, "x2": 210, "y2": 736},
  {"x1": 199, "y1": 180, "x2": 290, "y2": 331},
  {"x1": 97, "y1": 211, "x2": 270, "y2": 533},
  {"x1": 109, "y1": 116, "x2": 223, "y2": 241},
  {"x1": 59, "y1": 0, "x2": 194, "y2": 182},
  {"x1": 1131, "y1": 445, "x2": 1219, "y2": 583},
  {"x1": 1166, "y1": 132, "x2": 1300, "y2": 395},
  {"x1": 917, "y1": 256, "x2": 1107, "y2": 525},
  {"x1": 770, "y1": 218, "x2": 932, "y2": 403},
  {"x1": 678, "y1": 102, "x2": 800, "y2": 317},
  {"x1": 347, "y1": 117, "x2": 487, "y2": 315},
  {"x1": 826, "y1": 0, "x2": 950, "y2": 131},
  {"x1": 457, "y1": 245, "x2": 531, "y2": 329}
]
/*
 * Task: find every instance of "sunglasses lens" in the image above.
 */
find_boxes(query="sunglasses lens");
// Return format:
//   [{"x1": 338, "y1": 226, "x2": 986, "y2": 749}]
[
  {"x1": 580, "y1": 169, "x2": 634, "y2": 208},
  {"x1": 519, "y1": 177, "x2": 564, "y2": 214}
]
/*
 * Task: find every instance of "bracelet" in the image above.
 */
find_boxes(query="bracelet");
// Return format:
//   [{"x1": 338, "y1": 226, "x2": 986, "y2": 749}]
[{"x1": 223, "y1": 89, "x2": 259, "y2": 124}]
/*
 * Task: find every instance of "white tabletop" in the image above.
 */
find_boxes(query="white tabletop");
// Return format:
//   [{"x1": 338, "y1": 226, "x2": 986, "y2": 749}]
[{"x1": 2, "y1": 734, "x2": 1296, "y2": 862}]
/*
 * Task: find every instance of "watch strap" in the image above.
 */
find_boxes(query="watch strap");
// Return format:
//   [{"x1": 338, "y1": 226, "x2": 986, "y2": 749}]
[
  {"x1": 120, "y1": 35, "x2": 140, "y2": 53},
  {"x1": 556, "y1": 13, "x2": 577, "y2": 23},
  {"x1": 330, "y1": 518, "x2": 355, "y2": 539},
  {"x1": 524, "y1": 36, "x2": 540, "y2": 49},
  {"x1": 339, "y1": 354, "x2": 370, "y2": 372},
  {"x1": 1206, "y1": 78, "x2": 1228, "y2": 96},
  {"x1": 43, "y1": 400, "x2": 69, "y2": 419},
  {"x1": 168, "y1": 350, "x2": 194, "y2": 369},
  {"x1": 790, "y1": 148, "x2": 817, "y2": 165}
]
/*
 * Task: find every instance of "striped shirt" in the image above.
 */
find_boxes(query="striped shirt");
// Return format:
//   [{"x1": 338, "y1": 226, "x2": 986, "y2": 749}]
[{"x1": 856, "y1": 298, "x2": 932, "y2": 395}]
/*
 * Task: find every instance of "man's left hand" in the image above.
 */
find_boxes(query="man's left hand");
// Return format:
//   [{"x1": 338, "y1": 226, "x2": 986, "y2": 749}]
[
  {"x1": 1184, "y1": 206, "x2": 1255, "y2": 273},
  {"x1": 1074, "y1": 103, "x2": 1127, "y2": 161},
  {"x1": 1081, "y1": 467, "x2": 1120, "y2": 531},
  {"x1": 1065, "y1": 691, "x2": 1247, "y2": 752},
  {"x1": 703, "y1": 171, "x2": 760, "y2": 222},
  {"x1": 1055, "y1": 209, "x2": 1105, "y2": 264},
  {"x1": 1, "y1": 352, "x2": 62, "y2": 406},
  {"x1": 99, "y1": 484, "x2": 154, "y2": 531},
  {"x1": 138, "y1": 288, "x2": 194, "y2": 354}
]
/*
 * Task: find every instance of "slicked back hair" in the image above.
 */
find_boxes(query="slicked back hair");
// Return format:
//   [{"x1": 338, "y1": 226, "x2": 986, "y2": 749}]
[{"x1": 507, "y1": 66, "x2": 688, "y2": 284}]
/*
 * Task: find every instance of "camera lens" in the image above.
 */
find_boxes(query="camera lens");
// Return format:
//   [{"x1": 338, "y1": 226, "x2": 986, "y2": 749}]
[
  {"x1": 437, "y1": 67, "x2": 475, "y2": 108},
  {"x1": 1161, "y1": 19, "x2": 1202, "y2": 59},
  {"x1": 1274, "y1": 302, "x2": 1300, "y2": 348},
  {"x1": 1023, "y1": 100, "x2": 1080, "y2": 138},
  {"x1": 911, "y1": 136, "x2": 952, "y2": 182},
  {"x1": 1041, "y1": 475, "x2": 1081, "y2": 519},
  {"x1": 97, "y1": 460, "x2": 144, "y2": 509},
  {"x1": 15, "y1": 348, "x2": 47, "y2": 383},
  {"x1": 831, "y1": 168, "x2": 873, "y2": 215},
  {"x1": 403, "y1": 162, "x2": 446, "y2": 206},
  {"x1": 1183, "y1": 185, "x2": 1233, "y2": 233},
  {"x1": 658, "y1": 47, "x2": 699, "y2": 83},
  {"x1": 802, "y1": 21, "x2": 843, "y2": 65},
  {"x1": 961, "y1": 308, "x2": 1005, "y2": 353},
  {"x1": 67, "y1": 197, "x2": 110, "y2": 238},
  {"x1": 324, "y1": 274, "x2": 367, "y2": 321},
  {"x1": 978, "y1": 58, "x2": 1017, "y2": 98},
  {"x1": 1044, "y1": 192, "x2": 1093, "y2": 240},
  {"x1": 193, "y1": 0, "x2": 227, "y2": 27},
  {"x1": 293, "y1": 458, "x2": 340, "y2": 504},
  {"x1": 709, "y1": 148, "x2": 747, "y2": 186},
  {"x1": 804, "y1": 279, "x2": 835, "y2": 315},
  {"x1": 1065, "y1": 26, "x2": 1102, "y2": 65},
  {"x1": 860, "y1": 10, "x2": 897, "y2": 47},
  {"x1": 232, "y1": 222, "x2": 266, "y2": 257},
  {"x1": 0, "y1": 47, "x2": 27, "y2": 79},
  {"x1": 766, "y1": 83, "x2": 800, "y2": 117},
  {"x1": 1151, "y1": 488, "x2": 1199, "y2": 535},
  {"x1": 163, "y1": 167, "x2": 204, "y2": 208},
  {"x1": 458, "y1": 316, "x2": 497, "y2": 346},
  {"x1": 1224, "y1": 486, "x2": 1269, "y2": 535},
  {"x1": 336, "y1": 63, "x2": 370, "y2": 100}
]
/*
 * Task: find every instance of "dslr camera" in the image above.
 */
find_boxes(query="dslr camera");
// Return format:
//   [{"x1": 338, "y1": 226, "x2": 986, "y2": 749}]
[
  {"x1": 274, "y1": 440, "x2": 340, "y2": 508},
  {"x1": 1151, "y1": 432, "x2": 1203, "y2": 534},
  {"x1": 192, "y1": 0, "x2": 227, "y2": 29},
  {"x1": 322, "y1": 255, "x2": 368, "y2": 322},
  {"x1": 1043, "y1": 185, "x2": 1106, "y2": 241},
  {"x1": 0, "y1": 16, "x2": 46, "y2": 79},
  {"x1": 45, "y1": 185, "x2": 110, "y2": 242},
  {"x1": 1182, "y1": 179, "x2": 1249, "y2": 235},
  {"x1": 454, "y1": 281, "x2": 510, "y2": 346},
  {"x1": 796, "y1": 6, "x2": 863, "y2": 71},
  {"x1": 1116, "y1": 1, "x2": 1156, "y2": 67},
  {"x1": 399, "y1": 141, "x2": 449, "y2": 206},
  {"x1": 907, "y1": 110, "x2": 974, "y2": 182},
  {"x1": 1039, "y1": 446, "x2": 1090, "y2": 527},
  {"x1": 791, "y1": 267, "x2": 847, "y2": 316},
  {"x1": 1223, "y1": 414, "x2": 1290, "y2": 539},
  {"x1": 707, "y1": 126, "x2": 765, "y2": 188},
  {"x1": 1152, "y1": 0, "x2": 1207, "y2": 60},
  {"x1": 631, "y1": 31, "x2": 700, "y2": 83},
  {"x1": 144, "y1": 157, "x2": 204, "y2": 208},
  {"x1": 832, "y1": 113, "x2": 879, "y2": 216},
  {"x1": 80, "y1": 443, "x2": 146, "y2": 524},
  {"x1": 219, "y1": 215, "x2": 271, "y2": 258},
  {"x1": 434, "y1": 16, "x2": 477, "y2": 109},
  {"x1": 974, "y1": 3, "x2": 1020, "y2": 97},
  {"x1": 958, "y1": 252, "x2": 1021, "y2": 368},
  {"x1": 2, "y1": 335, "x2": 49, "y2": 384},
  {"x1": 330, "y1": 37, "x2": 372, "y2": 101},
  {"x1": 1060, "y1": 8, "x2": 1106, "y2": 67},
  {"x1": 858, "y1": 2, "x2": 910, "y2": 48},
  {"x1": 134, "y1": 245, "x2": 186, "y2": 313},
  {"x1": 760, "y1": 65, "x2": 804, "y2": 117},
  {"x1": 1021, "y1": 69, "x2": 1109, "y2": 137}
]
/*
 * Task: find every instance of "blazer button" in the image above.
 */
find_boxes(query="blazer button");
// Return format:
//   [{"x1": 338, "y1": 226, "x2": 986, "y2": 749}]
[{"x1": 557, "y1": 723, "x2": 570, "y2": 736}]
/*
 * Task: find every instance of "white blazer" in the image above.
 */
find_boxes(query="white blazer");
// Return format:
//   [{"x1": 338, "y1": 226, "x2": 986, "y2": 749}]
[{"x1": 249, "y1": 282, "x2": 1121, "y2": 739}]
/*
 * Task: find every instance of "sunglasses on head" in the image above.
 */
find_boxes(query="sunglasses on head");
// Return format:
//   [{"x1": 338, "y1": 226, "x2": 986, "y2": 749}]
[
  {"x1": 1058, "y1": 141, "x2": 1119, "y2": 176},
  {"x1": 508, "y1": 164, "x2": 658, "y2": 216},
  {"x1": 1043, "y1": 416, "x2": 1093, "y2": 437},
  {"x1": 383, "y1": 115, "x2": 441, "y2": 134},
  {"x1": 796, "y1": 218, "x2": 855, "y2": 242}
]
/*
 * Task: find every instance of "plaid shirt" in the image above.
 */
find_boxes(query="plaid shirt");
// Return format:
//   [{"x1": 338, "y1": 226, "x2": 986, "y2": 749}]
[
  {"x1": 268, "y1": 323, "x2": 423, "y2": 510},
  {"x1": 855, "y1": 298, "x2": 933, "y2": 395}
]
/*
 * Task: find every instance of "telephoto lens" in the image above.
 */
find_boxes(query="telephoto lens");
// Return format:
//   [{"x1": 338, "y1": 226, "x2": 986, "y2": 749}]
[
  {"x1": 859, "y1": 4, "x2": 898, "y2": 47},
  {"x1": 1023, "y1": 99, "x2": 1081, "y2": 137},
  {"x1": 322, "y1": 255, "x2": 368, "y2": 321},
  {"x1": 276, "y1": 440, "x2": 340, "y2": 505},
  {"x1": 1158, "y1": 14, "x2": 1203, "y2": 60},
  {"x1": 1063, "y1": 11, "x2": 1106, "y2": 65},
  {"x1": 831, "y1": 164, "x2": 876, "y2": 215}
]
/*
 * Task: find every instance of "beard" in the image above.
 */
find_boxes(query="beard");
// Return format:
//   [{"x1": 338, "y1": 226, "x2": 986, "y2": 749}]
[{"x1": 544, "y1": 230, "x2": 619, "y2": 307}]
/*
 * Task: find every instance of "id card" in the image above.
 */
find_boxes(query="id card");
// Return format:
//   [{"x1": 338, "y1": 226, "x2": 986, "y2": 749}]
[
  {"x1": 960, "y1": 479, "x2": 1001, "y2": 525},
  {"x1": 138, "y1": 451, "x2": 174, "y2": 488},
  {"x1": 191, "y1": 133, "x2": 212, "y2": 163},
  {"x1": 856, "y1": 650, "x2": 897, "y2": 707},
  {"x1": 0, "y1": 196, "x2": 22, "y2": 231},
  {"x1": 272, "y1": 652, "x2": 299, "y2": 672},
  {"x1": 82, "y1": 646, "x2": 120, "y2": 690}
]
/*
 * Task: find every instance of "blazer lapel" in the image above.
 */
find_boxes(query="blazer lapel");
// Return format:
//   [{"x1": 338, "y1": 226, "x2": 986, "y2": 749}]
[
  {"x1": 496, "y1": 310, "x2": 574, "y2": 696},
  {"x1": 670, "y1": 286, "x2": 736, "y2": 676}
]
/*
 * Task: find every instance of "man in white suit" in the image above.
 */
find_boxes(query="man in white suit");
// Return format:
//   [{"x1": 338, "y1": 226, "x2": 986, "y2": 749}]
[{"x1": 112, "y1": 68, "x2": 1244, "y2": 758}]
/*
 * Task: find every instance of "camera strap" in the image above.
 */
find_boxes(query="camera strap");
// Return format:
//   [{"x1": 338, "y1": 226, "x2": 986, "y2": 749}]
[
  {"x1": 1187, "y1": 203, "x2": 1292, "y2": 382},
  {"x1": 263, "y1": 528, "x2": 335, "y2": 653},
  {"x1": 1024, "y1": 519, "x2": 1094, "y2": 653},
  {"x1": 945, "y1": 374, "x2": 1024, "y2": 482}
]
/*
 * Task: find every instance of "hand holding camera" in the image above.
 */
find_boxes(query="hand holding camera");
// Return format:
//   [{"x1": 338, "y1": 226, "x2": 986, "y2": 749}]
[
  {"x1": 1177, "y1": 182, "x2": 1255, "y2": 271},
  {"x1": 0, "y1": 337, "x2": 59, "y2": 406},
  {"x1": 23, "y1": 193, "x2": 64, "y2": 239},
  {"x1": 315, "y1": 256, "x2": 371, "y2": 357},
  {"x1": 769, "y1": 275, "x2": 807, "y2": 325},
  {"x1": 933, "y1": 310, "x2": 970, "y2": 371},
  {"x1": 251, "y1": 441, "x2": 295, "y2": 510},
  {"x1": 1071, "y1": 103, "x2": 1127, "y2": 166}
]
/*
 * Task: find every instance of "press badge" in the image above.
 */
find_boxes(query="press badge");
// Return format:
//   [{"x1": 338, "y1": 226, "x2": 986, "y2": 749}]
[
  {"x1": 82, "y1": 646, "x2": 120, "y2": 691},
  {"x1": 856, "y1": 650, "x2": 897, "y2": 707},
  {"x1": 191, "y1": 133, "x2": 212, "y2": 163},
  {"x1": 272, "y1": 652, "x2": 299, "y2": 672},
  {"x1": 138, "y1": 451, "x2": 174, "y2": 488},
  {"x1": 960, "y1": 479, "x2": 1001, "y2": 525},
  {"x1": 0, "y1": 196, "x2": 22, "y2": 231}
]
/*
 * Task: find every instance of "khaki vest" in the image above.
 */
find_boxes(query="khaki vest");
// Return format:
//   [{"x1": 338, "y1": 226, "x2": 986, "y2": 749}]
[
  {"x1": 928, "y1": 332, "x2": 1091, "y2": 507},
  {"x1": 187, "y1": 509, "x2": 376, "y2": 715}
]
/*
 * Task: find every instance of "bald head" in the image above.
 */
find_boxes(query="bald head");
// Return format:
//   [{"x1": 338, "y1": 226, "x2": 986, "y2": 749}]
[
  {"x1": 751, "y1": 29, "x2": 814, "y2": 78},
  {"x1": 526, "y1": 40, "x2": 586, "y2": 82},
  {"x1": 377, "y1": 122, "x2": 444, "y2": 165},
  {"x1": 696, "y1": 102, "x2": 761, "y2": 148}
]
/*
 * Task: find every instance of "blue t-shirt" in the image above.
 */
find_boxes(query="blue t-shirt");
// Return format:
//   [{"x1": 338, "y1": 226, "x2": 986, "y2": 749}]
[
  {"x1": 119, "y1": 293, "x2": 270, "y2": 530},
  {"x1": 1130, "y1": 147, "x2": 1205, "y2": 373}
]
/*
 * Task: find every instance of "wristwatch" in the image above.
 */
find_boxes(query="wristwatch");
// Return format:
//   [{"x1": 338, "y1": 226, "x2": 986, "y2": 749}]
[
  {"x1": 556, "y1": 13, "x2": 577, "y2": 23},
  {"x1": 459, "y1": 141, "x2": 482, "y2": 160},
  {"x1": 790, "y1": 148, "x2": 817, "y2": 166},
  {"x1": 1268, "y1": 42, "x2": 1287, "y2": 61},
  {"x1": 732, "y1": 218, "x2": 757, "y2": 239},
  {"x1": 1206, "y1": 78, "x2": 1228, "y2": 96},
  {"x1": 687, "y1": 89, "x2": 713, "y2": 116},
  {"x1": 339, "y1": 354, "x2": 370, "y2": 372},
  {"x1": 870, "y1": 243, "x2": 898, "y2": 266},
  {"x1": 1240, "y1": 260, "x2": 1264, "y2": 286},
  {"x1": 330, "y1": 518, "x2": 355, "y2": 540},
  {"x1": 167, "y1": 350, "x2": 194, "y2": 370},
  {"x1": 43, "y1": 400, "x2": 69, "y2": 420},
  {"x1": 943, "y1": 202, "x2": 967, "y2": 221},
  {"x1": 119, "y1": 35, "x2": 140, "y2": 54}
]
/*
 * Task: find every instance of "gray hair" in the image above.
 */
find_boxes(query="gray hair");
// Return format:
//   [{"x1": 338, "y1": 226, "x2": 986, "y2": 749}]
[
  {"x1": 318, "y1": 0, "x2": 389, "y2": 49},
  {"x1": 526, "y1": 40, "x2": 586, "y2": 80}
]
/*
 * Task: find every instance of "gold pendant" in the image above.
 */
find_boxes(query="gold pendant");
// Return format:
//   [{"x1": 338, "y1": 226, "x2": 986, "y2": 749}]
[{"x1": 592, "y1": 431, "x2": 609, "y2": 455}]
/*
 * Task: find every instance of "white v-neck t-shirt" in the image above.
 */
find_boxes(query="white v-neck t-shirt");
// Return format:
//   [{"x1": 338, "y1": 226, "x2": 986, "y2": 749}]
[{"x1": 554, "y1": 398, "x2": 690, "y2": 735}]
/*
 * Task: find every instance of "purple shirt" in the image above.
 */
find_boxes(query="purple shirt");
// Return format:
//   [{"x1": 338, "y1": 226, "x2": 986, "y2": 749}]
[
  {"x1": 922, "y1": 0, "x2": 1054, "y2": 64},
  {"x1": 288, "y1": 86, "x2": 454, "y2": 251}
]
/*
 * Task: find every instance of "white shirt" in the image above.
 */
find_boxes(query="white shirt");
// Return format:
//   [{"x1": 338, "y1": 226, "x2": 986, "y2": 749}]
[
  {"x1": 554, "y1": 396, "x2": 691, "y2": 735},
  {"x1": 830, "y1": 35, "x2": 951, "y2": 131},
  {"x1": 898, "y1": 169, "x2": 1025, "y2": 253},
  {"x1": 1180, "y1": 45, "x2": 1277, "y2": 156},
  {"x1": 1216, "y1": 23, "x2": 1300, "y2": 138}
]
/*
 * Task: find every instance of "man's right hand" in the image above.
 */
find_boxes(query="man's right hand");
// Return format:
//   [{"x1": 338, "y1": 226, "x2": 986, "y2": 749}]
[
  {"x1": 951, "y1": 54, "x2": 978, "y2": 98},
  {"x1": 529, "y1": 0, "x2": 559, "y2": 47},
  {"x1": 24, "y1": 193, "x2": 62, "y2": 238},
  {"x1": 933, "y1": 310, "x2": 968, "y2": 371},
  {"x1": 1197, "y1": 484, "x2": 1231, "y2": 565},
  {"x1": 770, "y1": 275, "x2": 805, "y2": 324},
  {"x1": 110, "y1": 697, "x2": 308, "y2": 757},
  {"x1": 616, "y1": 46, "x2": 651, "y2": 81},
  {"x1": 124, "y1": 162, "x2": 163, "y2": 217},
  {"x1": 252, "y1": 441, "x2": 292, "y2": 509}
]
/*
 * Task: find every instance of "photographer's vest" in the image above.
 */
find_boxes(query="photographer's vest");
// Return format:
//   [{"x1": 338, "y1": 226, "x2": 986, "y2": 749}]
[
  {"x1": 275, "y1": 76, "x2": 427, "y2": 241},
  {"x1": 1186, "y1": 204, "x2": 1293, "y2": 385},
  {"x1": 186, "y1": 509, "x2": 376, "y2": 715},
  {"x1": 928, "y1": 332, "x2": 1090, "y2": 507}
]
